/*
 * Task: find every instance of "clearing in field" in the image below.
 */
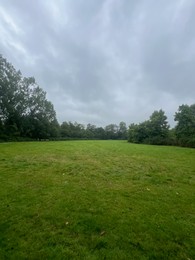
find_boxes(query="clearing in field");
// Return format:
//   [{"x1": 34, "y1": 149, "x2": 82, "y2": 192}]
[{"x1": 0, "y1": 140, "x2": 194, "y2": 259}]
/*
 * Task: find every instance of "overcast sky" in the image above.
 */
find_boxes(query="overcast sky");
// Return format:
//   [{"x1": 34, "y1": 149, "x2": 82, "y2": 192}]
[{"x1": 0, "y1": 0, "x2": 195, "y2": 127}]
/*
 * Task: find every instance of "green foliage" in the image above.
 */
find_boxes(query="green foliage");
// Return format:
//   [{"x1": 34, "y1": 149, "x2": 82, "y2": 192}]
[
  {"x1": 85, "y1": 124, "x2": 106, "y2": 139},
  {"x1": 175, "y1": 104, "x2": 195, "y2": 147},
  {"x1": 118, "y1": 121, "x2": 127, "y2": 139},
  {"x1": 60, "y1": 122, "x2": 127, "y2": 140},
  {"x1": 0, "y1": 141, "x2": 194, "y2": 259},
  {"x1": 105, "y1": 124, "x2": 119, "y2": 139},
  {"x1": 128, "y1": 110, "x2": 169, "y2": 145},
  {"x1": 0, "y1": 54, "x2": 59, "y2": 140},
  {"x1": 60, "y1": 121, "x2": 85, "y2": 138},
  {"x1": 148, "y1": 109, "x2": 169, "y2": 144}
]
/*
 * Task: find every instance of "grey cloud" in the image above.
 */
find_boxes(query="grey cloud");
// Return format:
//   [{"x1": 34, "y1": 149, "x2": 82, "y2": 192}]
[
  {"x1": 0, "y1": 0, "x2": 195, "y2": 126},
  {"x1": 139, "y1": 0, "x2": 195, "y2": 97}
]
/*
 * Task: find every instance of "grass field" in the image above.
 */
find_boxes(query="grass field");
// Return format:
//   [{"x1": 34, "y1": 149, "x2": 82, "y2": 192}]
[{"x1": 0, "y1": 140, "x2": 194, "y2": 259}]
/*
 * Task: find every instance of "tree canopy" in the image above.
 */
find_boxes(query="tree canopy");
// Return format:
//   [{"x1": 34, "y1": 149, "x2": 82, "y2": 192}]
[
  {"x1": 174, "y1": 104, "x2": 195, "y2": 147},
  {"x1": 128, "y1": 110, "x2": 169, "y2": 145},
  {"x1": 0, "y1": 54, "x2": 59, "y2": 140}
]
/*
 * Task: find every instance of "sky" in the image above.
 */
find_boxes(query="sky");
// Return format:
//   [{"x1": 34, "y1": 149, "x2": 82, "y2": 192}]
[{"x1": 0, "y1": 0, "x2": 195, "y2": 127}]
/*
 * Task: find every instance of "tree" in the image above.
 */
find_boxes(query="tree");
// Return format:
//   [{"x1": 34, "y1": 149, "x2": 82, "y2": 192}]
[
  {"x1": 105, "y1": 124, "x2": 118, "y2": 139},
  {"x1": 118, "y1": 121, "x2": 127, "y2": 139},
  {"x1": 128, "y1": 110, "x2": 169, "y2": 145},
  {"x1": 148, "y1": 109, "x2": 169, "y2": 144},
  {"x1": 0, "y1": 54, "x2": 59, "y2": 140},
  {"x1": 0, "y1": 54, "x2": 25, "y2": 137},
  {"x1": 85, "y1": 123, "x2": 96, "y2": 139},
  {"x1": 60, "y1": 121, "x2": 85, "y2": 139},
  {"x1": 174, "y1": 104, "x2": 195, "y2": 147},
  {"x1": 94, "y1": 127, "x2": 106, "y2": 139},
  {"x1": 128, "y1": 121, "x2": 149, "y2": 143},
  {"x1": 73, "y1": 122, "x2": 85, "y2": 138},
  {"x1": 61, "y1": 121, "x2": 71, "y2": 138}
]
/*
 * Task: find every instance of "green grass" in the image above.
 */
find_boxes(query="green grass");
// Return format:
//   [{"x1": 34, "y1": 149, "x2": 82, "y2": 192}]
[{"x1": 0, "y1": 140, "x2": 194, "y2": 259}]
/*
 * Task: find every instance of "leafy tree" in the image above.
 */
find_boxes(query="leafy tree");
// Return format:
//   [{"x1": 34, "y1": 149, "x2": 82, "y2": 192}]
[
  {"x1": 105, "y1": 124, "x2": 118, "y2": 139},
  {"x1": 60, "y1": 121, "x2": 85, "y2": 139},
  {"x1": 73, "y1": 122, "x2": 85, "y2": 138},
  {"x1": 0, "y1": 54, "x2": 59, "y2": 140},
  {"x1": 94, "y1": 127, "x2": 106, "y2": 139},
  {"x1": 85, "y1": 124, "x2": 97, "y2": 139},
  {"x1": 128, "y1": 121, "x2": 150, "y2": 143},
  {"x1": 128, "y1": 123, "x2": 137, "y2": 143},
  {"x1": 128, "y1": 110, "x2": 169, "y2": 145},
  {"x1": 0, "y1": 55, "x2": 25, "y2": 137},
  {"x1": 147, "y1": 109, "x2": 169, "y2": 144},
  {"x1": 118, "y1": 121, "x2": 127, "y2": 139},
  {"x1": 174, "y1": 104, "x2": 195, "y2": 147},
  {"x1": 60, "y1": 121, "x2": 71, "y2": 138}
]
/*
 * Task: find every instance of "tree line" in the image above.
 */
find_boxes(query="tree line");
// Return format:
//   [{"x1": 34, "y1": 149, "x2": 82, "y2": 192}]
[
  {"x1": 0, "y1": 54, "x2": 127, "y2": 141},
  {"x1": 60, "y1": 121, "x2": 127, "y2": 140},
  {"x1": 128, "y1": 106, "x2": 195, "y2": 147},
  {"x1": 0, "y1": 54, "x2": 195, "y2": 147}
]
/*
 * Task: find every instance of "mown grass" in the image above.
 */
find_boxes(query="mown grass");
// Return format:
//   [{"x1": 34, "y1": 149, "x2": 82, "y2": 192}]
[{"x1": 0, "y1": 140, "x2": 194, "y2": 259}]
